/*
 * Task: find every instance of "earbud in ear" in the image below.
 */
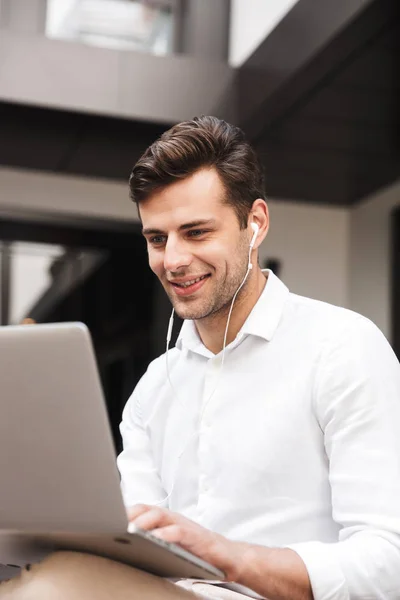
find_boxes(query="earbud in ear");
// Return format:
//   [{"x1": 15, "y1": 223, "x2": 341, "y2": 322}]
[{"x1": 250, "y1": 222, "x2": 259, "y2": 248}]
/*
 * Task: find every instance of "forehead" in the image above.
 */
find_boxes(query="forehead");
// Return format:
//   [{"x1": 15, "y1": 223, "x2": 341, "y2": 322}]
[{"x1": 139, "y1": 168, "x2": 235, "y2": 229}]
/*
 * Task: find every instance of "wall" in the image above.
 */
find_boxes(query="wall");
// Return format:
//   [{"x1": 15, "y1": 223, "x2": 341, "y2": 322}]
[
  {"x1": 229, "y1": 0, "x2": 300, "y2": 67},
  {"x1": 0, "y1": 0, "x2": 234, "y2": 124},
  {"x1": 0, "y1": 30, "x2": 234, "y2": 124},
  {"x1": 350, "y1": 180, "x2": 400, "y2": 341},
  {"x1": 264, "y1": 200, "x2": 349, "y2": 308},
  {"x1": 0, "y1": 0, "x2": 46, "y2": 34},
  {"x1": 0, "y1": 166, "x2": 350, "y2": 309},
  {"x1": 0, "y1": 166, "x2": 136, "y2": 222}
]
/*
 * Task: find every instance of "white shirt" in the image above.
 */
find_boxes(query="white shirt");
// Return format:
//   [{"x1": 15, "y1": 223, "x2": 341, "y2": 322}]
[{"x1": 117, "y1": 270, "x2": 400, "y2": 600}]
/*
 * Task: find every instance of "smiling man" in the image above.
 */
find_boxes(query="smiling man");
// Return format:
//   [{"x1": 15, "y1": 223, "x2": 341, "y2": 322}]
[
  {"x1": 2, "y1": 116, "x2": 400, "y2": 600},
  {"x1": 117, "y1": 116, "x2": 400, "y2": 599}
]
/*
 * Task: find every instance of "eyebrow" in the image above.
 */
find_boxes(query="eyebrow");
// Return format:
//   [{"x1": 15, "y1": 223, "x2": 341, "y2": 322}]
[{"x1": 142, "y1": 219, "x2": 217, "y2": 236}]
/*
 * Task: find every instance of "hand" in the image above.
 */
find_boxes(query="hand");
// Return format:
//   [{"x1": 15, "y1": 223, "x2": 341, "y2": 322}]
[{"x1": 128, "y1": 504, "x2": 248, "y2": 581}]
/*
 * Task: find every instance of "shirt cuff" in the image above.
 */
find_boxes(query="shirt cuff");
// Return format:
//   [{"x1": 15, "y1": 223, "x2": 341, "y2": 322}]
[{"x1": 287, "y1": 541, "x2": 349, "y2": 600}]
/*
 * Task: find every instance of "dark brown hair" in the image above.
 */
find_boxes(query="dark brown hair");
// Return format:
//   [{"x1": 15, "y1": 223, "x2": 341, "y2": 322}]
[{"x1": 129, "y1": 116, "x2": 266, "y2": 229}]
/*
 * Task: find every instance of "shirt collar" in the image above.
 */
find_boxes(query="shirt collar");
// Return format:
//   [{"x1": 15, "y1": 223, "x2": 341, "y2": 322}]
[
  {"x1": 241, "y1": 269, "x2": 289, "y2": 342},
  {"x1": 176, "y1": 270, "x2": 289, "y2": 355}
]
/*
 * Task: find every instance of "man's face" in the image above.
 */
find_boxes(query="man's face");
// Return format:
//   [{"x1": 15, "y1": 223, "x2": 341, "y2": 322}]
[{"x1": 140, "y1": 167, "x2": 251, "y2": 321}]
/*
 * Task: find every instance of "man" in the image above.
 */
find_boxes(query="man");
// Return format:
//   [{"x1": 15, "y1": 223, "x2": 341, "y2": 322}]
[{"x1": 2, "y1": 116, "x2": 400, "y2": 600}]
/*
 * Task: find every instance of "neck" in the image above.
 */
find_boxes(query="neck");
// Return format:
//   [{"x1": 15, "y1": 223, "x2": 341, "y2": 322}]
[{"x1": 195, "y1": 268, "x2": 267, "y2": 355}]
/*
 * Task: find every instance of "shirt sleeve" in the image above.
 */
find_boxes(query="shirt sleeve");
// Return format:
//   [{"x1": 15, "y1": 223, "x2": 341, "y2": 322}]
[
  {"x1": 117, "y1": 379, "x2": 166, "y2": 508},
  {"x1": 288, "y1": 316, "x2": 400, "y2": 600}
]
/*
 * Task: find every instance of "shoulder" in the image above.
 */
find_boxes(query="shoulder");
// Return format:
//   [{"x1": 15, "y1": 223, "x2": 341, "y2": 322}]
[
  {"x1": 287, "y1": 292, "x2": 383, "y2": 343},
  {"x1": 288, "y1": 292, "x2": 362, "y2": 323},
  {"x1": 282, "y1": 293, "x2": 399, "y2": 378},
  {"x1": 293, "y1": 297, "x2": 400, "y2": 405}
]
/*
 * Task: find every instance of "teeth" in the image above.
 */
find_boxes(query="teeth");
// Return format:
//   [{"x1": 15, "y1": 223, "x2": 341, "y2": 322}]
[{"x1": 177, "y1": 275, "x2": 207, "y2": 288}]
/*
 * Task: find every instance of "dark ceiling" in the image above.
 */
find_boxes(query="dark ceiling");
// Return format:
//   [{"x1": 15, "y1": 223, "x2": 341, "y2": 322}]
[
  {"x1": 0, "y1": 0, "x2": 399, "y2": 206},
  {"x1": 0, "y1": 102, "x2": 168, "y2": 182},
  {"x1": 240, "y1": 0, "x2": 400, "y2": 205}
]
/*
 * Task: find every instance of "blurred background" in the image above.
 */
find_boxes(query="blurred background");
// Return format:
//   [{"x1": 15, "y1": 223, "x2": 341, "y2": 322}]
[{"x1": 0, "y1": 0, "x2": 399, "y2": 449}]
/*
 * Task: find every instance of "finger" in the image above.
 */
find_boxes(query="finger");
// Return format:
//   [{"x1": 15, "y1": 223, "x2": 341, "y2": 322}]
[
  {"x1": 127, "y1": 504, "x2": 152, "y2": 522},
  {"x1": 151, "y1": 524, "x2": 184, "y2": 544},
  {"x1": 134, "y1": 507, "x2": 173, "y2": 531}
]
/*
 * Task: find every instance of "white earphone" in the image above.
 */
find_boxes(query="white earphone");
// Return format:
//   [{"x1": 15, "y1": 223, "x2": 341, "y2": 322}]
[
  {"x1": 157, "y1": 220, "x2": 259, "y2": 506},
  {"x1": 248, "y1": 222, "x2": 259, "y2": 270},
  {"x1": 250, "y1": 222, "x2": 259, "y2": 249}
]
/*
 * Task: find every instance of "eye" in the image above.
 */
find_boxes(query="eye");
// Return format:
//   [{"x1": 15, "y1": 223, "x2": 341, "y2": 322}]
[
  {"x1": 187, "y1": 229, "x2": 206, "y2": 238},
  {"x1": 149, "y1": 235, "x2": 166, "y2": 246}
]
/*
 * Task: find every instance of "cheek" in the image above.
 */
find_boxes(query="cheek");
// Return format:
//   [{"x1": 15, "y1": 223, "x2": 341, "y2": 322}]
[
  {"x1": 198, "y1": 242, "x2": 226, "y2": 266},
  {"x1": 148, "y1": 251, "x2": 164, "y2": 277},
  {"x1": 204, "y1": 246, "x2": 229, "y2": 273}
]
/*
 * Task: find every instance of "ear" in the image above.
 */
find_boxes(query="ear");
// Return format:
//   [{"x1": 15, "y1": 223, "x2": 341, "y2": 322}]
[{"x1": 249, "y1": 199, "x2": 269, "y2": 249}]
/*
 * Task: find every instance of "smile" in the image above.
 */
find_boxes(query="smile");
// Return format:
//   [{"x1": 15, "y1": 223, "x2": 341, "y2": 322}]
[
  {"x1": 169, "y1": 274, "x2": 210, "y2": 297},
  {"x1": 173, "y1": 275, "x2": 208, "y2": 288}
]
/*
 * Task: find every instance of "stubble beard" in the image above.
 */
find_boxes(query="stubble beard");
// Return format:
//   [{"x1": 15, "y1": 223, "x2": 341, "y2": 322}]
[{"x1": 166, "y1": 241, "x2": 250, "y2": 323}]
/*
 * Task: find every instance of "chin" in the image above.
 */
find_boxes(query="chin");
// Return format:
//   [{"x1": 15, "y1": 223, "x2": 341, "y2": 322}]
[
  {"x1": 173, "y1": 307, "x2": 201, "y2": 321},
  {"x1": 172, "y1": 301, "x2": 211, "y2": 321}
]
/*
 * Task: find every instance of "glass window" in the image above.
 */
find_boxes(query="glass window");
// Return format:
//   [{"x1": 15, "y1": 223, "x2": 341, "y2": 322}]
[
  {"x1": 46, "y1": 0, "x2": 175, "y2": 55},
  {"x1": 0, "y1": 242, "x2": 104, "y2": 326},
  {"x1": 9, "y1": 242, "x2": 64, "y2": 325}
]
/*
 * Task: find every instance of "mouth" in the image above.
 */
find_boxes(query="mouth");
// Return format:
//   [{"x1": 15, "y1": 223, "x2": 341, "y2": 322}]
[{"x1": 169, "y1": 274, "x2": 210, "y2": 297}]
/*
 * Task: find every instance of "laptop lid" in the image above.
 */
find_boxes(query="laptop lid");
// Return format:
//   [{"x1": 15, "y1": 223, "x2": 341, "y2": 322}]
[{"x1": 0, "y1": 322, "x2": 128, "y2": 534}]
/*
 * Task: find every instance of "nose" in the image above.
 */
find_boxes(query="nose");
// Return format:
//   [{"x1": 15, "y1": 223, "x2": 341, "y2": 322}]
[{"x1": 163, "y1": 236, "x2": 192, "y2": 273}]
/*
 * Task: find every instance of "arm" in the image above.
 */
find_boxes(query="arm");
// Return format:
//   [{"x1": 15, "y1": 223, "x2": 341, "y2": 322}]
[
  {"x1": 129, "y1": 504, "x2": 312, "y2": 600},
  {"x1": 233, "y1": 546, "x2": 312, "y2": 600},
  {"x1": 288, "y1": 316, "x2": 400, "y2": 599}
]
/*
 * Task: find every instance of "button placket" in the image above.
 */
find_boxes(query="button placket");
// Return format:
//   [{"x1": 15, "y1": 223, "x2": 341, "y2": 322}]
[{"x1": 197, "y1": 356, "x2": 221, "y2": 504}]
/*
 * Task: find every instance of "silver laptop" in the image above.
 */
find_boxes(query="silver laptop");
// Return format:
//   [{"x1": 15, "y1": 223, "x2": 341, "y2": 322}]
[{"x1": 0, "y1": 322, "x2": 224, "y2": 580}]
